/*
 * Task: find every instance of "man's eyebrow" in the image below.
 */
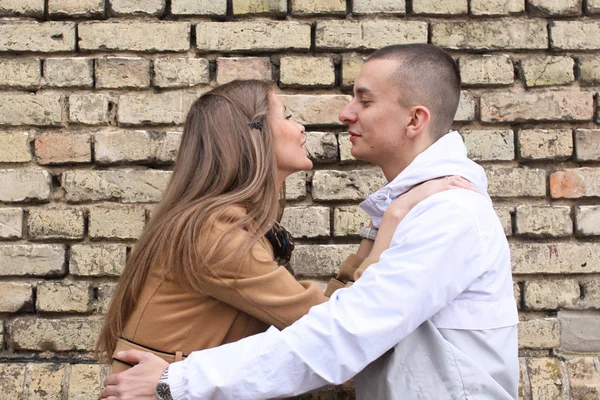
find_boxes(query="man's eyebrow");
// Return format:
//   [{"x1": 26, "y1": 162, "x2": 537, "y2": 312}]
[{"x1": 355, "y1": 87, "x2": 373, "y2": 95}]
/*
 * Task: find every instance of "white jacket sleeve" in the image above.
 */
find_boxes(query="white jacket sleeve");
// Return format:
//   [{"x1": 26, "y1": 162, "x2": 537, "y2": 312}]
[{"x1": 169, "y1": 193, "x2": 488, "y2": 400}]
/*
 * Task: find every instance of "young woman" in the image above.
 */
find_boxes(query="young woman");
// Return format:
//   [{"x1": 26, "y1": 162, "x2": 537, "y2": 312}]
[{"x1": 96, "y1": 80, "x2": 474, "y2": 373}]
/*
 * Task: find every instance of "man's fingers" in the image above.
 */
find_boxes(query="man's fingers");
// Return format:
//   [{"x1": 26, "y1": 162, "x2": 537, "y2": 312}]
[
  {"x1": 103, "y1": 372, "x2": 120, "y2": 387},
  {"x1": 115, "y1": 349, "x2": 151, "y2": 364},
  {"x1": 100, "y1": 384, "x2": 119, "y2": 398}
]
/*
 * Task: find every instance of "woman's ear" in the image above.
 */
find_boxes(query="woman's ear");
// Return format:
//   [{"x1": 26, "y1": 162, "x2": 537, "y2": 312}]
[{"x1": 405, "y1": 106, "x2": 430, "y2": 139}]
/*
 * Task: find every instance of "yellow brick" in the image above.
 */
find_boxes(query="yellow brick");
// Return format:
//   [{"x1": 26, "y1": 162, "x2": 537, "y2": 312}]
[
  {"x1": 338, "y1": 133, "x2": 354, "y2": 163},
  {"x1": 233, "y1": 0, "x2": 286, "y2": 14},
  {"x1": 470, "y1": 0, "x2": 523, "y2": 15},
  {"x1": 518, "y1": 129, "x2": 573, "y2": 160},
  {"x1": 0, "y1": 208, "x2": 22, "y2": 239},
  {"x1": 88, "y1": 204, "x2": 146, "y2": 240},
  {"x1": 27, "y1": 207, "x2": 85, "y2": 240},
  {"x1": 0, "y1": 282, "x2": 33, "y2": 312},
  {"x1": 281, "y1": 206, "x2": 330, "y2": 238},
  {"x1": 521, "y1": 56, "x2": 574, "y2": 87},
  {"x1": 48, "y1": 0, "x2": 104, "y2": 17},
  {"x1": 110, "y1": 0, "x2": 165, "y2": 15},
  {"x1": 62, "y1": 169, "x2": 171, "y2": 202},
  {"x1": 292, "y1": 0, "x2": 345, "y2": 14},
  {"x1": 459, "y1": 54, "x2": 514, "y2": 86},
  {"x1": 316, "y1": 20, "x2": 427, "y2": 50},
  {"x1": 70, "y1": 244, "x2": 127, "y2": 276},
  {"x1": 172, "y1": 0, "x2": 226, "y2": 15},
  {"x1": 0, "y1": 93, "x2": 63, "y2": 126},
  {"x1": 153, "y1": 57, "x2": 209, "y2": 88},
  {"x1": 462, "y1": 129, "x2": 514, "y2": 160},
  {"x1": 529, "y1": 0, "x2": 580, "y2": 16},
  {"x1": 292, "y1": 244, "x2": 359, "y2": 276},
  {"x1": 69, "y1": 93, "x2": 112, "y2": 125},
  {"x1": 494, "y1": 206, "x2": 514, "y2": 236},
  {"x1": 433, "y1": 20, "x2": 547, "y2": 50},
  {"x1": 11, "y1": 317, "x2": 101, "y2": 351},
  {"x1": 333, "y1": 206, "x2": 370, "y2": 237},
  {"x1": 0, "y1": 168, "x2": 52, "y2": 202},
  {"x1": 0, "y1": 131, "x2": 31, "y2": 162},
  {"x1": 527, "y1": 358, "x2": 564, "y2": 399},
  {"x1": 0, "y1": 364, "x2": 27, "y2": 398},
  {"x1": 95, "y1": 57, "x2": 151, "y2": 89},
  {"x1": 79, "y1": 21, "x2": 190, "y2": 52},
  {"x1": 27, "y1": 363, "x2": 66, "y2": 399},
  {"x1": 0, "y1": 0, "x2": 44, "y2": 17},
  {"x1": 353, "y1": 0, "x2": 405, "y2": 14},
  {"x1": 413, "y1": 0, "x2": 467, "y2": 14},
  {"x1": 285, "y1": 171, "x2": 306, "y2": 200},
  {"x1": 216, "y1": 57, "x2": 272, "y2": 85},
  {"x1": 36, "y1": 281, "x2": 92, "y2": 312},
  {"x1": 551, "y1": 21, "x2": 600, "y2": 50},
  {"x1": 0, "y1": 59, "x2": 40, "y2": 89},
  {"x1": 280, "y1": 56, "x2": 335, "y2": 87},
  {"x1": 342, "y1": 54, "x2": 365, "y2": 87},
  {"x1": 44, "y1": 58, "x2": 93, "y2": 88},
  {"x1": 197, "y1": 22, "x2": 311, "y2": 52},
  {"x1": 518, "y1": 318, "x2": 560, "y2": 349},
  {"x1": 280, "y1": 95, "x2": 351, "y2": 126},
  {"x1": 524, "y1": 279, "x2": 580, "y2": 309},
  {"x1": 69, "y1": 364, "x2": 103, "y2": 399},
  {"x1": 0, "y1": 21, "x2": 75, "y2": 52}
]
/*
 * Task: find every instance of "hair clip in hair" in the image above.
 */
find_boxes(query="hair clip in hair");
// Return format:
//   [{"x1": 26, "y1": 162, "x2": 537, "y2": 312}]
[{"x1": 248, "y1": 121, "x2": 263, "y2": 130}]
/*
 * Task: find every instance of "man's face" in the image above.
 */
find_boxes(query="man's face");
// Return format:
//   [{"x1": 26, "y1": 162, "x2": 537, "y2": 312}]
[{"x1": 339, "y1": 59, "x2": 412, "y2": 165}]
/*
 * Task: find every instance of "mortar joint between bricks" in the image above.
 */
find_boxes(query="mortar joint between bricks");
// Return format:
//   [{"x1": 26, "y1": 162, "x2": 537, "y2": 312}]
[
  {"x1": 226, "y1": 0, "x2": 233, "y2": 18},
  {"x1": 44, "y1": 0, "x2": 49, "y2": 20},
  {"x1": 164, "y1": 0, "x2": 172, "y2": 19}
]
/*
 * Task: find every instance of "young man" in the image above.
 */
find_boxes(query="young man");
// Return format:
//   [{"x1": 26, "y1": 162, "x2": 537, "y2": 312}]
[{"x1": 101, "y1": 44, "x2": 519, "y2": 400}]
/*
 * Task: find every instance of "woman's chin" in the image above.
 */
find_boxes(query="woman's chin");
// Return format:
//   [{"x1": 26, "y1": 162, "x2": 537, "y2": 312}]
[{"x1": 298, "y1": 160, "x2": 313, "y2": 171}]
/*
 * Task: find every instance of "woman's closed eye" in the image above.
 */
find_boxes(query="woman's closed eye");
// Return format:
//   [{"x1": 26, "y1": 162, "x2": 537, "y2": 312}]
[{"x1": 284, "y1": 106, "x2": 293, "y2": 119}]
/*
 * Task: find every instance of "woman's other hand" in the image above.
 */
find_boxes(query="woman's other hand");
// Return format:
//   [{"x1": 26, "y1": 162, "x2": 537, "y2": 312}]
[
  {"x1": 385, "y1": 176, "x2": 478, "y2": 223},
  {"x1": 368, "y1": 176, "x2": 478, "y2": 262}
]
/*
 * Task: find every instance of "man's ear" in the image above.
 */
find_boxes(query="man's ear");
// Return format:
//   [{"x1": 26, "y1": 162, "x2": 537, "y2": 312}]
[{"x1": 405, "y1": 106, "x2": 430, "y2": 139}]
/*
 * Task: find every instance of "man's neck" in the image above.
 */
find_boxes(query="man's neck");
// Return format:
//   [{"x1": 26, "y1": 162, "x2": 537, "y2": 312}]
[
  {"x1": 380, "y1": 161, "x2": 408, "y2": 183},
  {"x1": 379, "y1": 134, "x2": 437, "y2": 182}
]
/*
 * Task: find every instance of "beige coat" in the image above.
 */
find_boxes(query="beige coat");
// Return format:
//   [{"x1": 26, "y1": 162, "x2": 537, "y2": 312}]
[{"x1": 111, "y1": 206, "x2": 371, "y2": 372}]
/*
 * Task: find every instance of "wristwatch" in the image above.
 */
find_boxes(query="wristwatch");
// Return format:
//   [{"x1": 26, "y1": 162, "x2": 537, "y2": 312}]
[
  {"x1": 156, "y1": 367, "x2": 173, "y2": 400},
  {"x1": 359, "y1": 226, "x2": 378, "y2": 240}
]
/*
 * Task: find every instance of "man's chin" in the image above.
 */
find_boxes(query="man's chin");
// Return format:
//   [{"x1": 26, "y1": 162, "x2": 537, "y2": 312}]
[{"x1": 350, "y1": 149, "x2": 370, "y2": 163}]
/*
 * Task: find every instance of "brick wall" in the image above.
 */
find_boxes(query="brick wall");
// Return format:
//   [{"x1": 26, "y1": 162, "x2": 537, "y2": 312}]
[{"x1": 1, "y1": 0, "x2": 600, "y2": 398}]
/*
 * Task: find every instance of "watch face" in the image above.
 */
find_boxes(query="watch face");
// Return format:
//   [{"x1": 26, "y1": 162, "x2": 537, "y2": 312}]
[{"x1": 156, "y1": 382, "x2": 172, "y2": 400}]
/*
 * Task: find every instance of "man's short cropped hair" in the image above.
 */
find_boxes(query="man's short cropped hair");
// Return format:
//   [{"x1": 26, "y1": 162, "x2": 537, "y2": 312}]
[{"x1": 368, "y1": 44, "x2": 461, "y2": 139}]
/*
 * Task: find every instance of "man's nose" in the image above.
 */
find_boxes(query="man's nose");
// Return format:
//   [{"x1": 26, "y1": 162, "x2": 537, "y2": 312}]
[{"x1": 338, "y1": 102, "x2": 356, "y2": 124}]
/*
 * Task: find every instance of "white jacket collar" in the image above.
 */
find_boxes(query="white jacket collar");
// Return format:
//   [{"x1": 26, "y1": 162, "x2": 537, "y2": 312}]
[{"x1": 360, "y1": 131, "x2": 489, "y2": 227}]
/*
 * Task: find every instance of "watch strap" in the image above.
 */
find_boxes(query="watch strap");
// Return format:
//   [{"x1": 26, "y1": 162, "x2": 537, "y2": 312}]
[
  {"x1": 156, "y1": 367, "x2": 173, "y2": 400},
  {"x1": 359, "y1": 226, "x2": 378, "y2": 240}
]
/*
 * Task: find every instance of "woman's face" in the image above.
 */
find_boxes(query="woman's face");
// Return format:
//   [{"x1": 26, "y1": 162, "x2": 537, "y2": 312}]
[{"x1": 268, "y1": 92, "x2": 312, "y2": 180}]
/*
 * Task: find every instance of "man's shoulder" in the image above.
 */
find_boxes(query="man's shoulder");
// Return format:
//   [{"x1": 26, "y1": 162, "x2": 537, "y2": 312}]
[
  {"x1": 403, "y1": 189, "x2": 504, "y2": 244},
  {"x1": 410, "y1": 189, "x2": 494, "y2": 220}
]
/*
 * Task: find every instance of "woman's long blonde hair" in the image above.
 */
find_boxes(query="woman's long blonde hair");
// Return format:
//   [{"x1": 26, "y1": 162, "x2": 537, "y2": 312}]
[{"x1": 96, "y1": 80, "x2": 280, "y2": 361}]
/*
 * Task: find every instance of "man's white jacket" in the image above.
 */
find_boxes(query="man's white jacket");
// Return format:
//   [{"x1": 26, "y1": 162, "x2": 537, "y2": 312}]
[{"x1": 169, "y1": 131, "x2": 520, "y2": 399}]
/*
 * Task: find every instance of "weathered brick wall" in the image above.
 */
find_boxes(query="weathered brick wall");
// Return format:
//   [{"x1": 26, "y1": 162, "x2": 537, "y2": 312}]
[{"x1": 1, "y1": 0, "x2": 600, "y2": 398}]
